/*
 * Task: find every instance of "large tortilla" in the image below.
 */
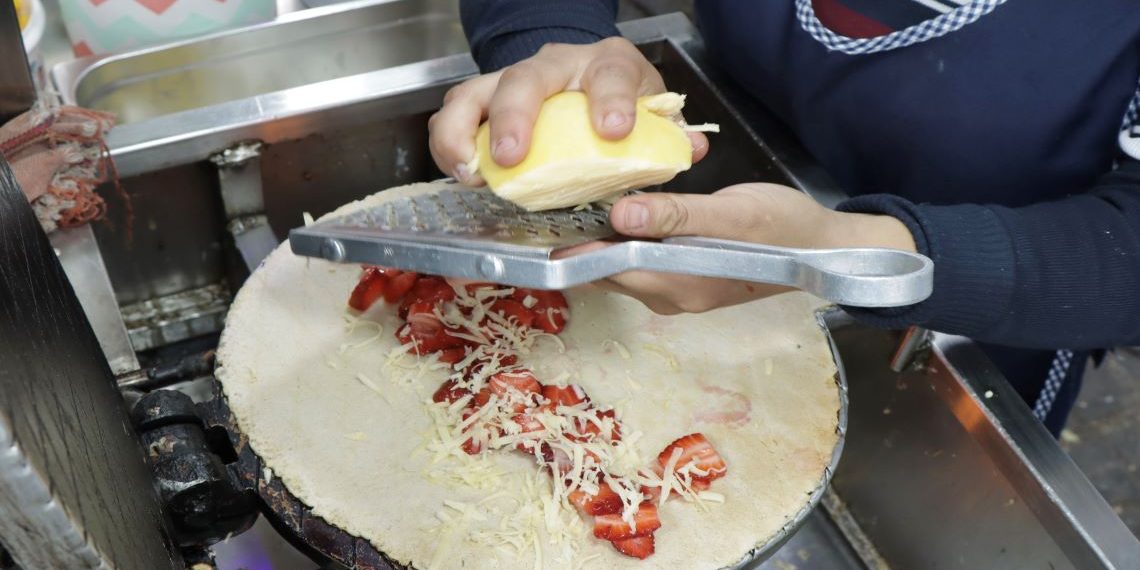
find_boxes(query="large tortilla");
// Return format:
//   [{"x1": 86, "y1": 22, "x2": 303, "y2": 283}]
[{"x1": 216, "y1": 182, "x2": 842, "y2": 569}]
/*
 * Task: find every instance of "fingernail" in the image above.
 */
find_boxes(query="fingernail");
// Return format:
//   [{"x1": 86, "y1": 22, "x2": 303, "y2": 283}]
[
  {"x1": 492, "y1": 136, "x2": 517, "y2": 158},
  {"x1": 622, "y1": 203, "x2": 650, "y2": 232},
  {"x1": 603, "y1": 112, "x2": 627, "y2": 129},
  {"x1": 453, "y1": 162, "x2": 471, "y2": 182}
]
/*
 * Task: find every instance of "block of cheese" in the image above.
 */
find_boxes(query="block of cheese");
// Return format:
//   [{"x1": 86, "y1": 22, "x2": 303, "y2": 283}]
[{"x1": 474, "y1": 91, "x2": 697, "y2": 211}]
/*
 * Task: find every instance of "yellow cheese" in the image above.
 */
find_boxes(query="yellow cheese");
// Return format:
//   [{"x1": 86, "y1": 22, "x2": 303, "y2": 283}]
[{"x1": 474, "y1": 92, "x2": 696, "y2": 211}]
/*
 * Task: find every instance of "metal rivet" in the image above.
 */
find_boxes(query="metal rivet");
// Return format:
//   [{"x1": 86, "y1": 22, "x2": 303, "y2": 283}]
[
  {"x1": 477, "y1": 256, "x2": 504, "y2": 280},
  {"x1": 321, "y1": 238, "x2": 346, "y2": 262}
]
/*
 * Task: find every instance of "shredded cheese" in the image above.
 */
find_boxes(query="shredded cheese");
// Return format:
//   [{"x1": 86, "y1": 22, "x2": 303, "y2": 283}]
[{"x1": 642, "y1": 343, "x2": 680, "y2": 371}]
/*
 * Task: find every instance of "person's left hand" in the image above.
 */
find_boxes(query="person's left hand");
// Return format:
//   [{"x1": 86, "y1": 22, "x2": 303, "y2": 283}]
[{"x1": 573, "y1": 183, "x2": 917, "y2": 315}]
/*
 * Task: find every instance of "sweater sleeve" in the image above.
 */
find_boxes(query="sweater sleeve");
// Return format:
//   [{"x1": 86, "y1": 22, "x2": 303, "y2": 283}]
[
  {"x1": 836, "y1": 158, "x2": 1140, "y2": 350},
  {"x1": 460, "y1": 0, "x2": 620, "y2": 72}
]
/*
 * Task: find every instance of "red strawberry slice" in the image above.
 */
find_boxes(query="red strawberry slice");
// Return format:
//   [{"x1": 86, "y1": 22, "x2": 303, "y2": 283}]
[
  {"x1": 432, "y1": 379, "x2": 470, "y2": 404},
  {"x1": 398, "y1": 277, "x2": 456, "y2": 319},
  {"x1": 639, "y1": 484, "x2": 661, "y2": 503},
  {"x1": 512, "y1": 289, "x2": 569, "y2": 333},
  {"x1": 462, "y1": 353, "x2": 519, "y2": 379},
  {"x1": 542, "y1": 384, "x2": 588, "y2": 407},
  {"x1": 568, "y1": 483, "x2": 623, "y2": 516},
  {"x1": 688, "y1": 477, "x2": 712, "y2": 492},
  {"x1": 397, "y1": 302, "x2": 467, "y2": 354},
  {"x1": 460, "y1": 408, "x2": 483, "y2": 455},
  {"x1": 570, "y1": 408, "x2": 621, "y2": 442},
  {"x1": 436, "y1": 347, "x2": 468, "y2": 365},
  {"x1": 463, "y1": 282, "x2": 498, "y2": 296},
  {"x1": 474, "y1": 370, "x2": 542, "y2": 412},
  {"x1": 657, "y1": 433, "x2": 727, "y2": 480},
  {"x1": 510, "y1": 407, "x2": 549, "y2": 452},
  {"x1": 383, "y1": 271, "x2": 419, "y2": 303},
  {"x1": 593, "y1": 502, "x2": 661, "y2": 540},
  {"x1": 348, "y1": 266, "x2": 389, "y2": 311},
  {"x1": 488, "y1": 299, "x2": 536, "y2": 329},
  {"x1": 611, "y1": 535, "x2": 655, "y2": 559}
]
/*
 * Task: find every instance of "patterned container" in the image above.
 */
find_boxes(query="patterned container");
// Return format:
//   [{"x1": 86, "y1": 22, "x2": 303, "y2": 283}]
[{"x1": 57, "y1": 0, "x2": 277, "y2": 56}]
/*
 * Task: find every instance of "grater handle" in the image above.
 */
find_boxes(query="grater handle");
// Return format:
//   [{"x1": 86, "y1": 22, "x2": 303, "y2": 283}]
[{"x1": 620, "y1": 237, "x2": 933, "y2": 307}]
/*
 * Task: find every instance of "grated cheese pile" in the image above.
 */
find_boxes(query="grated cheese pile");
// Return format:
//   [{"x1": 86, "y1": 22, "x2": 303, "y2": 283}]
[{"x1": 338, "y1": 271, "x2": 729, "y2": 564}]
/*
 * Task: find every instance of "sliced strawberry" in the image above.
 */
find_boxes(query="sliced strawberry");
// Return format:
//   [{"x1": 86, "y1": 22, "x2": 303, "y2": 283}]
[
  {"x1": 611, "y1": 535, "x2": 655, "y2": 559},
  {"x1": 460, "y1": 408, "x2": 484, "y2": 455},
  {"x1": 568, "y1": 483, "x2": 623, "y2": 516},
  {"x1": 541, "y1": 443, "x2": 574, "y2": 475},
  {"x1": 348, "y1": 267, "x2": 389, "y2": 311},
  {"x1": 397, "y1": 302, "x2": 466, "y2": 354},
  {"x1": 474, "y1": 370, "x2": 542, "y2": 412},
  {"x1": 398, "y1": 277, "x2": 456, "y2": 319},
  {"x1": 383, "y1": 271, "x2": 419, "y2": 304},
  {"x1": 463, "y1": 282, "x2": 503, "y2": 296},
  {"x1": 593, "y1": 502, "x2": 661, "y2": 540},
  {"x1": 436, "y1": 347, "x2": 468, "y2": 365},
  {"x1": 462, "y1": 353, "x2": 519, "y2": 379},
  {"x1": 657, "y1": 433, "x2": 727, "y2": 480},
  {"x1": 688, "y1": 477, "x2": 712, "y2": 492},
  {"x1": 639, "y1": 484, "x2": 661, "y2": 504},
  {"x1": 461, "y1": 438, "x2": 482, "y2": 455},
  {"x1": 488, "y1": 299, "x2": 536, "y2": 329},
  {"x1": 512, "y1": 410, "x2": 547, "y2": 433},
  {"x1": 513, "y1": 289, "x2": 569, "y2": 333},
  {"x1": 542, "y1": 384, "x2": 588, "y2": 407},
  {"x1": 432, "y1": 379, "x2": 470, "y2": 404},
  {"x1": 570, "y1": 408, "x2": 621, "y2": 442},
  {"x1": 509, "y1": 407, "x2": 549, "y2": 452}
]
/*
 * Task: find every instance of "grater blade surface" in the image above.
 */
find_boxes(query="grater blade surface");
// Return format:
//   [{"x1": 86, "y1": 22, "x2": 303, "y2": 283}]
[{"x1": 324, "y1": 186, "x2": 616, "y2": 255}]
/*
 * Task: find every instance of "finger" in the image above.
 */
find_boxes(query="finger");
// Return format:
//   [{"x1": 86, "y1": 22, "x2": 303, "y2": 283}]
[
  {"x1": 688, "y1": 132, "x2": 710, "y2": 163},
  {"x1": 429, "y1": 75, "x2": 498, "y2": 184},
  {"x1": 487, "y1": 59, "x2": 577, "y2": 167},
  {"x1": 580, "y1": 55, "x2": 641, "y2": 140},
  {"x1": 610, "y1": 191, "x2": 760, "y2": 239}
]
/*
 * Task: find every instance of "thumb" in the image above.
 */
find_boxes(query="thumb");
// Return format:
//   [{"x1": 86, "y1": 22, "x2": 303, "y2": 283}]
[{"x1": 610, "y1": 192, "x2": 738, "y2": 238}]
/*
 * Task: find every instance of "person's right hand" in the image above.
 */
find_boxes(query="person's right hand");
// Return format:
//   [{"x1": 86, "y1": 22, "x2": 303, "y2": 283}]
[{"x1": 428, "y1": 37, "x2": 709, "y2": 186}]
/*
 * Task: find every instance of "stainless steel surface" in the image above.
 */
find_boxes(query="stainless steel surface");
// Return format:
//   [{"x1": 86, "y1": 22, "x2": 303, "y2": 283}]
[
  {"x1": 888, "y1": 325, "x2": 931, "y2": 373},
  {"x1": 76, "y1": 13, "x2": 805, "y2": 321},
  {"x1": 52, "y1": 0, "x2": 465, "y2": 126},
  {"x1": 933, "y1": 334, "x2": 1140, "y2": 568},
  {"x1": 0, "y1": 0, "x2": 36, "y2": 122},
  {"x1": 212, "y1": 141, "x2": 279, "y2": 271},
  {"x1": 121, "y1": 283, "x2": 230, "y2": 352},
  {"x1": 51, "y1": 225, "x2": 140, "y2": 375},
  {"x1": 826, "y1": 312, "x2": 1140, "y2": 569},
  {"x1": 291, "y1": 187, "x2": 933, "y2": 307}
]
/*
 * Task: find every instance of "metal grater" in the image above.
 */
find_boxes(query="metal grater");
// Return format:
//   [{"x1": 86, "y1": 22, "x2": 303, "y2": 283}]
[
  {"x1": 289, "y1": 182, "x2": 934, "y2": 308},
  {"x1": 324, "y1": 185, "x2": 616, "y2": 255}
]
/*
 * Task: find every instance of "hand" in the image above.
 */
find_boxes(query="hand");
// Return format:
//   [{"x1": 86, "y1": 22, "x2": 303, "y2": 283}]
[
  {"x1": 428, "y1": 38, "x2": 709, "y2": 185},
  {"x1": 576, "y1": 184, "x2": 917, "y2": 315}
]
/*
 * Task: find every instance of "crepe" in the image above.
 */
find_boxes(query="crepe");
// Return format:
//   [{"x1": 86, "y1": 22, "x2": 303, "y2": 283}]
[{"x1": 216, "y1": 182, "x2": 842, "y2": 569}]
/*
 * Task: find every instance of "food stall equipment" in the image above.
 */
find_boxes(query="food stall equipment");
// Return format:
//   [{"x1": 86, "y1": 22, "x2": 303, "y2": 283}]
[{"x1": 0, "y1": 2, "x2": 1135, "y2": 568}]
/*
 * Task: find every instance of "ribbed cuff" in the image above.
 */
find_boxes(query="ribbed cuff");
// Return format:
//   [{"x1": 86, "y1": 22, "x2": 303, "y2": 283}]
[{"x1": 836, "y1": 194, "x2": 1017, "y2": 336}]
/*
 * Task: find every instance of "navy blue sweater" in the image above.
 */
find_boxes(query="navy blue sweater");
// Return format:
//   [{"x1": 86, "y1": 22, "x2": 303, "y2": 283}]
[{"x1": 459, "y1": 2, "x2": 1140, "y2": 434}]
